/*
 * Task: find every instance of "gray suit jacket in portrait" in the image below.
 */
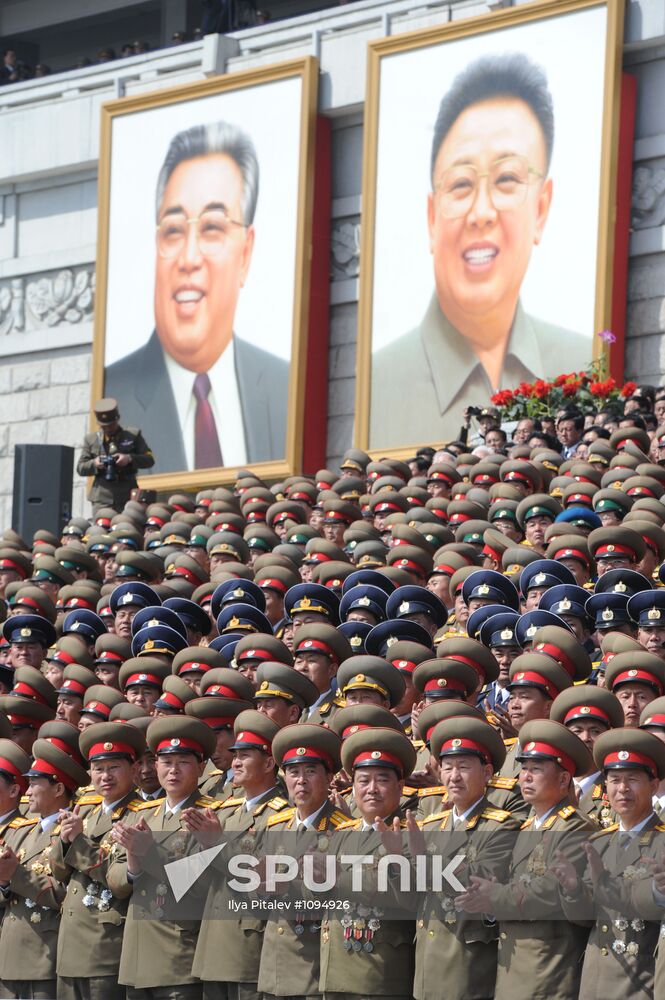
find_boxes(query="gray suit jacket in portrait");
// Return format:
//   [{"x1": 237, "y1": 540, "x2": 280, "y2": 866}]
[
  {"x1": 105, "y1": 331, "x2": 289, "y2": 474},
  {"x1": 370, "y1": 295, "x2": 591, "y2": 451}
]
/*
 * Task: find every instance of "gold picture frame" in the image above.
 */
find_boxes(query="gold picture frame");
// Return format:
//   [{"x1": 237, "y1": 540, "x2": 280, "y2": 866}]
[
  {"x1": 92, "y1": 56, "x2": 319, "y2": 491},
  {"x1": 355, "y1": 0, "x2": 625, "y2": 460}
]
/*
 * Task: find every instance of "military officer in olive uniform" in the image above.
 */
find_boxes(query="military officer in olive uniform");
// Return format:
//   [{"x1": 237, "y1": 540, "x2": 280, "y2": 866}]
[
  {"x1": 555, "y1": 728, "x2": 665, "y2": 1000},
  {"x1": 319, "y1": 727, "x2": 417, "y2": 1000},
  {"x1": 459, "y1": 719, "x2": 596, "y2": 1000},
  {"x1": 190, "y1": 710, "x2": 289, "y2": 999},
  {"x1": 259, "y1": 724, "x2": 349, "y2": 999},
  {"x1": 414, "y1": 717, "x2": 520, "y2": 1000},
  {"x1": 77, "y1": 398, "x2": 155, "y2": 514},
  {"x1": 0, "y1": 739, "x2": 89, "y2": 1000},
  {"x1": 107, "y1": 716, "x2": 219, "y2": 999},
  {"x1": 50, "y1": 721, "x2": 147, "y2": 1000}
]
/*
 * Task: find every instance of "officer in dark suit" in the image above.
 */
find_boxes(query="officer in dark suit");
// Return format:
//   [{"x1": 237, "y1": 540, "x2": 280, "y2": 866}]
[{"x1": 76, "y1": 398, "x2": 154, "y2": 515}]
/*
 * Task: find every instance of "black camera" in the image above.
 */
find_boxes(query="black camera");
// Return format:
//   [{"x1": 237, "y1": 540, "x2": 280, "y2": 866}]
[
  {"x1": 466, "y1": 406, "x2": 483, "y2": 418},
  {"x1": 99, "y1": 455, "x2": 117, "y2": 482}
]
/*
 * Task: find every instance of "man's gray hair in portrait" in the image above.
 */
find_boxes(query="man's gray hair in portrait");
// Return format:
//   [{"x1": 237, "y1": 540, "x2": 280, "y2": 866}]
[
  {"x1": 430, "y1": 52, "x2": 555, "y2": 182},
  {"x1": 155, "y1": 120, "x2": 259, "y2": 225}
]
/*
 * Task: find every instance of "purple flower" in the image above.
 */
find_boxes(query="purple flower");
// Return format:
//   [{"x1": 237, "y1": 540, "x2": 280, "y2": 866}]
[{"x1": 598, "y1": 329, "x2": 617, "y2": 344}]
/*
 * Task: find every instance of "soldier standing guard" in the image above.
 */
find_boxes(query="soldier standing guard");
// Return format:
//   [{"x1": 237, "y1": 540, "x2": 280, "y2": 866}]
[{"x1": 77, "y1": 398, "x2": 155, "y2": 516}]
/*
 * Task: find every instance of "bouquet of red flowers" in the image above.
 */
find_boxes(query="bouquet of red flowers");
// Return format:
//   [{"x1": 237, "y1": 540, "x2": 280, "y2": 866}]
[{"x1": 490, "y1": 332, "x2": 635, "y2": 421}]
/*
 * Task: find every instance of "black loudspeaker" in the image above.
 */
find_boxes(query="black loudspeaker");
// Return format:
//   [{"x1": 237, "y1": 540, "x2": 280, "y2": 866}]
[{"x1": 12, "y1": 444, "x2": 74, "y2": 540}]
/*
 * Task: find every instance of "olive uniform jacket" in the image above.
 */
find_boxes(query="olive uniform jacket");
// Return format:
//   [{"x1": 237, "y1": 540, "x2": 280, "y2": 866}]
[
  {"x1": 415, "y1": 797, "x2": 520, "y2": 1000},
  {"x1": 318, "y1": 809, "x2": 415, "y2": 998},
  {"x1": 486, "y1": 800, "x2": 595, "y2": 1000},
  {"x1": 107, "y1": 789, "x2": 220, "y2": 990},
  {"x1": 258, "y1": 798, "x2": 350, "y2": 997},
  {"x1": 76, "y1": 424, "x2": 155, "y2": 507},
  {"x1": 192, "y1": 786, "x2": 290, "y2": 985},
  {"x1": 50, "y1": 790, "x2": 145, "y2": 979},
  {"x1": 561, "y1": 813, "x2": 665, "y2": 1000},
  {"x1": 0, "y1": 816, "x2": 68, "y2": 982}
]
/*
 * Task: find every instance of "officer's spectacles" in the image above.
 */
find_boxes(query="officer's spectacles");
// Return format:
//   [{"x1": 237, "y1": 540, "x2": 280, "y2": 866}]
[
  {"x1": 156, "y1": 209, "x2": 247, "y2": 259},
  {"x1": 433, "y1": 155, "x2": 545, "y2": 220}
]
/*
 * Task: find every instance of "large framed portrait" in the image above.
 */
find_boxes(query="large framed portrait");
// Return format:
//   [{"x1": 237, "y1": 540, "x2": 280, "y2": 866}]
[
  {"x1": 92, "y1": 57, "x2": 319, "y2": 490},
  {"x1": 355, "y1": 0, "x2": 625, "y2": 455}
]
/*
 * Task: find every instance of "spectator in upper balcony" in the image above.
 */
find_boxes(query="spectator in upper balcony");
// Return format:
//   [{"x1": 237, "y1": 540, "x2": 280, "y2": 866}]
[
  {"x1": 97, "y1": 48, "x2": 116, "y2": 63},
  {"x1": 0, "y1": 50, "x2": 17, "y2": 84}
]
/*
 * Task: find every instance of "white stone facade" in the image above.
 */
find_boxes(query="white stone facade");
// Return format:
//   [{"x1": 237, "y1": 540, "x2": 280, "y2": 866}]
[{"x1": 0, "y1": 0, "x2": 663, "y2": 521}]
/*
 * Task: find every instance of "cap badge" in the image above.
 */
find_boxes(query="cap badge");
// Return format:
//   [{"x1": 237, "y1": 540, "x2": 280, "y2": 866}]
[
  {"x1": 300, "y1": 597, "x2": 312, "y2": 609},
  {"x1": 526, "y1": 625, "x2": 537, "y2": 637},
  {"x1": 478, "y1": 585, "x2": 490, "y2": 596},
  {"x1": 260, "y1": 681, "x2": 270, "y2": 690},
  {"x1": 121, "y1": 593, "x2": 135, "y2": 605},
  {"x1": 500, "y1": 628, "x2": 514, "y2": 640},
  {"x1": 144, "y1": 639, "x2": 155, "y2": 651},
  {"x1": 349, "y1": 725, "x2": 358, "y2": 734},
  {"x1": 233, "y1": 588, "x2": 244, "y2": 598},
  {"x1": 138, "y1": 673, "x2": 148, "y2": 681},
  {"x1": 351, "y1": 637, "x2": 362, "y2": 647},
  {"x1": 296, "y1": 747, "x2": 307, "y2": 756},
  {"x1": 451, "y1": 738, "x2": 462, "y2": 747},
  {"x1": 370, "y1": 751, "x2": 382, "y2": 759},
  {"x1": 648, "y1": 608, "x2": 661, "y2": 621},
  {"x1": 580, "y1": 706, "x2": 591, "y2": 715},
  {"x1": 615, "y1": 582, "x2": 627, "y2": 592},
  {"x1": 602, "y1": 609, "x2": 614, "y2": 621},
  {"x1": 303, "y1": 640, "x2": 313, "y2": 648},
  {"x1": 607, "y1": 545, "x2": 615, "y2": 553},
  {"x1": 533, "y1": 573, "x2": 547, "y2": 586},
  {"x1": 89, "y1": 702, "x2": 98, "y2": 710},
  {"x1": 437, "y1": 678, "x2": 447, "y2": 687},
  {"x1": 103, "y1": 742, "x2": 114, "y2": 751},
  {"x1": 70, "y1": 622, "x2": 80, "y2": 630},
  {"x1": 560, "y1": 598, "x2": 571, "y2": 611},
  {"x1": 358, "y1": 597, "x2": 371, "y2": 607},
  {"x1": 247, "y1": 650, "x2": 256, "y2": 657},
  {"x1": 386, "y1": 636, "x2": 398, "y2": 647},
  {"x1": 628, "y1": 669, "x2": 638, "y2": 677},
  {"x1": 148, "y1": 618, "x2": 159, "y2": 627},
  {"x1": 20, "y1": 628, "x2": 31, "y2": 637},
  {"x1": 516, "y1": 672, "x2": 525, "y2": 681},
  {"x1": 354, "y1": 674, "x2": 365, "y2": 683},
  {"x1": 399, "y1": 602, "x2": 410, "y2": 614},
  {"x1": 170, "y1": 738, "x2": 180, "y2": 747},
  {"x1": 229, "y1": 616, "x2": 241, "y2": 628},
  {"x1": 166, "y1": 564, "x2": 176, "y2": 574},
  {"x1": 618, "y1": 750, "x2": 630, "y2": 761},
  {"x1": 525, "y1": 742, "x2": 535, "y2": 751}
]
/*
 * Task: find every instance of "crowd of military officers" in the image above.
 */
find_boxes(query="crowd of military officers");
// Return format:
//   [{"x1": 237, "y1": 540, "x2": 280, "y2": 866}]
[{"x1": 1, "y1": 420, "x2": 665, "y2": 998}]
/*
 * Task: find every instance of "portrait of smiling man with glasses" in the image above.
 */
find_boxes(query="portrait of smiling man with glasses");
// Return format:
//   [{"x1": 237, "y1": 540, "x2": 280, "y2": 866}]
[
  {"x1": 370, "y1": 52, "x2": 590, "y2": 448},
  {"x1": 105, "y1": 120, "x2": 289, "y2": 473}
]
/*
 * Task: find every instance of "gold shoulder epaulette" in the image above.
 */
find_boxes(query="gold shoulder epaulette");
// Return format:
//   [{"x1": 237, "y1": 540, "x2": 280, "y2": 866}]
[
  {"x1": 337, "y1": 818, "x2": 362, "y2": 830},
  {"x1": 655, "y1": 823, "x2": 665, "y2": 832},
  {"x1": 417, "y1": 785, "x2": 445, "y2": 797},
  {"x1": 557, "y1": 805, "x2": 576, "y2": 820},
  {"x1": 503, "y1": 738, "x2": 518, "y2": 747},
  {"x1": 421, "y1": 810, "x2": 451, "y2": 826},
  {"x1": 126, "y1": 799, "x2": 161, "y2": 811},
  {"x1": 266, "y1": 808, "x2": 296, "y2": 828},
  {"x1": 590, "y1": 823, "x2": 619, "y2": 839},
  {"x1": 206, "y1": 769, "x2": 224, "y2": 777},
  {"x1": 330, "y1": 810, "x2": 350, "y2": 828},
  {"x1": 75, "y1": 784, "x2": 95, "y2": 796},
  {"x1": 76, "y1": 793, "x2": 103, "y2": 806},
  {"x1": 219, "y1": 797, "x2": 245, "y2": 808},
  {"x1": 8, "y1": 816, "x2": 37, "y2": 829},
  {"x1": 481, "y1": 807, "x2": 512, "y2": 823},
  {"x1": 268, "y1": 796, "x2": 289, "y2": 810},
  {"x1": 591, "y1": 784, "x2": 603, "y2": 800},
  {"x1": 488, "y1": 775, "x2": 517, "y2": 790},
  {"x1": 195, "y1": 797, "x2": 221, "y2": 809}
]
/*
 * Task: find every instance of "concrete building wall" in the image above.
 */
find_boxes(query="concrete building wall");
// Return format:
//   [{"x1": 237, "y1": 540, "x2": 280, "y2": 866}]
[{"x1": 0, "y1": 0, "x2": 664, "y2": 521}]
